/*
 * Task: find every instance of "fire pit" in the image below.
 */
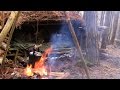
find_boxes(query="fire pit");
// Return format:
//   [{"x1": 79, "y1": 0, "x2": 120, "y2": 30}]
[{"x1": 22, "y1": 47, "x2": 70, "y2": 79}]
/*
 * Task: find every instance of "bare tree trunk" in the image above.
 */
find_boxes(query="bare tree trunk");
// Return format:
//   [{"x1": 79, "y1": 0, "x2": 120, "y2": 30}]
[
  {"x1": 108, "y1": 11, "x2": 114, "y2": 44},
  {"x1": 100, "y1": 11, "x2": 106, "y2": 26},
  {"x1": 101, "y1": 11, "x2": 112, "y2": 49},
  {"x1": 110, "y1": 11, "x2": 120, "y2": 44},
  {"x1": 84, "y1": 11, "x2": 99, "y2": 64},
  {"x1": 115, "y1": 13, "x2": 120, "y2": 45},
  {"x1": 97, "y1": 11, "x2": 106, "y2": 48}
]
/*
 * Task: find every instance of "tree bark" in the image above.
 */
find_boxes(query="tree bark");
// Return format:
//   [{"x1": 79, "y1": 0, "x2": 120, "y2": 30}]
[
  {"x1": 0, "y1": 11, "x2": 19, "y2": 45},
  {"x1": 1, "y1": 11, "x2": 20, "y2": 65},
  {"x1": 110, "y1": 11, "x2": 119, "y2": 44},
  {"x1": 101, "y1": 11, "x2": 112, "y2": 49},
  {"x1": 100, "y1": 11, "x2": 106, "y2": 26},
  {"x1": 84, "y1": 11, "x2": 99, "y2": 64}
]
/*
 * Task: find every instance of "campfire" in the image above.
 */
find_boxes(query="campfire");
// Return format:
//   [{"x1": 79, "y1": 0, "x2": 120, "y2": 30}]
[
  {"x1": 0, "y1": 11, "x2": 84, "y2": 79},
  {"x1": 23, "y1": 47, "x2": 69, "y2": 79},
  {"x1": 24, "y1": 47, "x2": 52, "y2": 79}
]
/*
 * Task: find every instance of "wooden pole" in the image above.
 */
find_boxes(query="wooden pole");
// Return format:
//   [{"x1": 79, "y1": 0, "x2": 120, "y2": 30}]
[
  {"x1": 14, "y1": 49, "x2": 19, "y2": 64},
  {"x1": 0, "y1": 11, "x2": 19, "y2": 45},
  {"x1": 2, "y1": 11, "x2": 20, "y2": 65},
  {"x1": 64, "y1": 11, "x2": 90, "y2": 79},
  {"x1": 36, "y1": 20, "x2": 38, "y2": 43},
  {"x1": 1, "y1": 11, "x2": 4, "y2": 30}
]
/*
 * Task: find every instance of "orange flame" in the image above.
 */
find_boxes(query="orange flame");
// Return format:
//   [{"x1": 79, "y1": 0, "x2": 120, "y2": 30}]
[
  {"x1": 24, "y1": 47, "x2": 52, "y2": 78},
  {"x1": 24, "y1": 64, "x2": 33, "y2": 76}
]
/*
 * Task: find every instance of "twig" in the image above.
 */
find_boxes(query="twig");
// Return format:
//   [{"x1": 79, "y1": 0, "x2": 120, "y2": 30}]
[
  {"x1": 14, "y1": 49, "x2": 19, "y2": 64},
  {"x1": 36, "y1": 20, "x2": 39, "y2": 43},
  {"x1": 4, "y1": 67, "x2": 10, "y2": 75}
]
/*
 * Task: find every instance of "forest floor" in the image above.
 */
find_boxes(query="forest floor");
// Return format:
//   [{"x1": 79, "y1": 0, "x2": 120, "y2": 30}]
[
  {"x1": 1, "y1": 45, "x2": 120, "y2": 79},
  {"x1": 63, "y1": 45, "x2": 120, "y2": 79},
  {"x1": 89, "y1": 45, "x2": 120, "y2": 79}
]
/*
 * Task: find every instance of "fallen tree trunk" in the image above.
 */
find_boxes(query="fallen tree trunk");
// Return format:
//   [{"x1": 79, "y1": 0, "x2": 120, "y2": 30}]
[{"x1": 0, "y1": 11, "x2": 19, "y2": 45}]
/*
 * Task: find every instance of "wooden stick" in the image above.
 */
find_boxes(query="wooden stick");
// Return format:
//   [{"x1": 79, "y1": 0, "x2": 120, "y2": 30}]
[
  {"x1": 49, "y1": 72, "x2": 65, "y2": 77},
  {"x1": 36, "y1": 20, "x2": 38, "y2": 43},
  {"x1": 52, "y1": 47, "x2": 75, "y2": 51},
  {"x1": 2, "y1": 11, "x2": 20, "y2": 65},
  {"x1": 14, "y1": 49, "x2": 19, "y2": 64},
  {"x1": 0, "y1": 49, "x2": 4, "y2": 56},
  {"x1": 64, "y1": 11, "x2": 90, "y2": 79},
  {"x1": 6, "y1": 53, "x2": 23, "y2": 56},
  {"x1": 0, "y1": 42, "x2": 7, "y2": 50},
  {"x1": 0, "y1": 11, "x2": 19, "y2": 45},
  {"x1": 1, "y1": 11, "x2": 4, "y2": 30},
  {"x1": 0, "y1": 56, "x2": 4, "y2": 64},
  {"x1": 17, "y1": 56, "x2": 26, "y2": 63},
  {"x1": 55, "y1": 72, "x2": 69, "y2": 79}
]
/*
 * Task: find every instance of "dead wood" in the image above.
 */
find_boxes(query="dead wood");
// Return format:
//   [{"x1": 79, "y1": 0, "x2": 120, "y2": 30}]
[
  {"x1": 2, "y1": 11, "x2": 20, "y2": 65},
  {"x1": 14, "y1": 49, "x2": 19, "y2": 63},
  {"x1": 0, "y1": 56, "x2": 3, "y2": 64},
  {"x1": 0, "y1": 49, "x2": 5, "y2": 56},
  {"x1": 0, "y1": 42, "x2": 7, "y2": 50},
  {"x1": 49, "y1": 72, "x2": 64, "y2": 76},
  {"x1": 17, "y1": 56, "x2": 27, "y2": 63},
  {"x1": 0, "y1": 11, "x2": 19, "y2": 45}
]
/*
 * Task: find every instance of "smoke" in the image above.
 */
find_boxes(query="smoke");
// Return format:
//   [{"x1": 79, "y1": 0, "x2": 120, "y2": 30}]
[
  {"x1": 48, "y1": 20, "x2": 86, "y2": 68},
  {"x1": 50, "y1": 22, "x2": 74, "y2": 49}
]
